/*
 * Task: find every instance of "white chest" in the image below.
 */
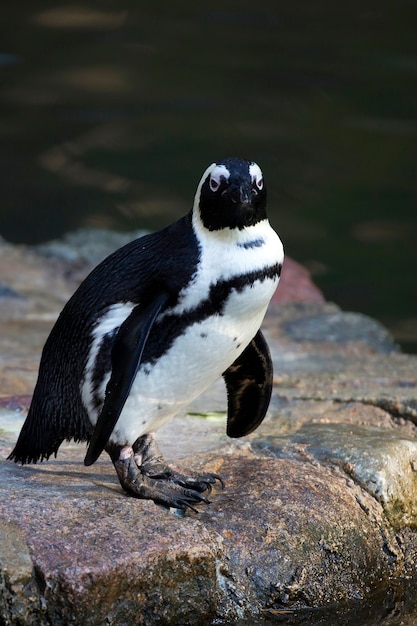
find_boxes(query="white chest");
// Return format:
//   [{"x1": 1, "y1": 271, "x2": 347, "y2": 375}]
[
  {"x1": 83, "y1": 218, "x2": 284, "y2": 446},
  {"x1": 111, "y1": 221, "x2": 283, "y2": 444},
  {"x1": 111, "y1": 274, "x2": 277, "y2": 444}
]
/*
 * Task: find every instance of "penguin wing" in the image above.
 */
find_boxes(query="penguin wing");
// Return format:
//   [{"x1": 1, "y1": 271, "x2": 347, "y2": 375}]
[
  {"x1": 84, "y1": 291, "x2": 170, "y2": 466},
  {"x1": 223, "y1": 330, "x2": 273, "y2": 438}
]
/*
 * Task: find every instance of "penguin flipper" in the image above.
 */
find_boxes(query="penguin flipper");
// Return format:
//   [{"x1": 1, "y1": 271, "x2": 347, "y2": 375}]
[
  {"x1": 84, "y1": 291, "x2": 169, "y2": 466},
  {"x1": 223, "y1": 330, "x2": 273, "y2": 438}
]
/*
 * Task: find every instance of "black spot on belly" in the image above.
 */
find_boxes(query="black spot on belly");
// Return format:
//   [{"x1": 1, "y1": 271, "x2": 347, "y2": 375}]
[{"x1": 200, "y1": 332, "x2": 208, "y2": 339}]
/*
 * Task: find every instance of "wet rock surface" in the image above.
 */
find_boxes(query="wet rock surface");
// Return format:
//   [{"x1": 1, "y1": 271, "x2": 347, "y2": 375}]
[{"x1": 1, "y1": 231, "x2": 417, "y2": 625}]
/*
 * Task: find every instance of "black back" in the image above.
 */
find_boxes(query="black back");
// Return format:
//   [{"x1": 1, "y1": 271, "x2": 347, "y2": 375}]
[{"x1": 9, "y1": 214, "x2": 200, "y2": 463}]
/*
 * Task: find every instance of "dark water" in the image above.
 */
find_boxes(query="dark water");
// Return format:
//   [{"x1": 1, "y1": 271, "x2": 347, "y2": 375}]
[
  {"x1": 234, "y1": 576, "x2": 417, "y2": 625},
  {"x1": 0, "y1": 1, "x2": 416, "y2": 353}
]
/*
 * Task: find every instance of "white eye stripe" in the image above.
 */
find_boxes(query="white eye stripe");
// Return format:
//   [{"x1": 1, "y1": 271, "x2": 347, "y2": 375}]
[
  {"x1": 249, "y1": 162, "x2": 264, "y2": 189},
  {"x1": 208, "y1": 164, "x2": 230, "y2": 192}
]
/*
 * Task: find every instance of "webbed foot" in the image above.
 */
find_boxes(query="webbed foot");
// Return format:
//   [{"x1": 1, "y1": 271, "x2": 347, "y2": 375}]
[{"x1": 106, "y1": 434, "x2": 223, "y2": 512}]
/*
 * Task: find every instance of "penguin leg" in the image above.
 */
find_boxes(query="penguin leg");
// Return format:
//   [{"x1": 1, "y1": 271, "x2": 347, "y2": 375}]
[
  {"x1": 106, "y1": 434, "x2": 222, "y2": 512},
  {"x1": 133, "y1": 433, "x2": 223, "y2": 494}
]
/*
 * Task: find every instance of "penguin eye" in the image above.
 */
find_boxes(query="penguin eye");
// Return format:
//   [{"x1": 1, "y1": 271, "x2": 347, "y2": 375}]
[
  {"x1": 255, "y1": 177, "x2": 264, "y2": 191},
  {"x1": 209, "y1": 176, "x2": 221, "y2": 192}
]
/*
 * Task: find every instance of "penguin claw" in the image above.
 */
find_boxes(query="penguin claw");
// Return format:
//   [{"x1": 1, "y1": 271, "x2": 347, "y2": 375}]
[
  {"x1": 151, "y1": 486, "x2": 210, "y2": 514},
  {"x1": 131, "y1": 479, "x2": 210, "y2": 513},
  {"x1": 170, "y1": 472, "x2": 224, "y2": 494}
]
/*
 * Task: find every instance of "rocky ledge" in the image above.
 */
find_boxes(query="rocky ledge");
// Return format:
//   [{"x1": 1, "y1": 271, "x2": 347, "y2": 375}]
[{"x1": 1, "y1": 231, "x2": 417, "y2": 625}]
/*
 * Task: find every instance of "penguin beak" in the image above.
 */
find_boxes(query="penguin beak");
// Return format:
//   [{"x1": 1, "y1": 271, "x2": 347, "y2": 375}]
[
  {"x1": 239, "y1": 185, "x2": 253, "y2": 207},
  {"x1": 223, "y1": 183, "x2": 253, "y2": 207},
  {"x1": 226, "y1": 183, "x2": 256, "y2": 225}
]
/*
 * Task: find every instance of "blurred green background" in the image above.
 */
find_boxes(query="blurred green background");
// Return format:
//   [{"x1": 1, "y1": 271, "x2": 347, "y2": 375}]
[{"x1": 0, "y1": 1, "x2": 416, "y2": 350}]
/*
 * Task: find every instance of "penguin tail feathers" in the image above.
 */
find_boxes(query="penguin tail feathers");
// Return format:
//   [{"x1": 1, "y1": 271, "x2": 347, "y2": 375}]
[
  {"x1": 8, "y1": 396, "x2": 91, "y2": 465},
  {"x1": 8, "y1": 440, "x2": 62, "y2": 465},
  {"x1": 7, "y1": 413, "x2": 64, "y2": 465}
]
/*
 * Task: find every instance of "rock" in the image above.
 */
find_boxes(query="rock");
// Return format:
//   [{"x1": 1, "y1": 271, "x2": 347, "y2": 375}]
[
  {"x1": 0, "y1": 444, "x2": 402, "y2": 625},
  {"x1": 1, "y1": 232, "x2": 417, "y2": 624},
  {"x1": 0, "y1": 519, "x2": 40, "y2": 625},
  {"x1": 273, "y1": 257, "x2": 325, "y2": 305},
  {"x1": 282, "y1": 309, "x2": 397, "y2": 353},
  {"x1": 253, "y1": 409, "x2": 417, "y2": 530},
  {"x1": 0, "y1": 285, "x2": 21, "y2": 299},
  {"x1": 36, "y1": 227, "x2": 149, "y2": 265}
]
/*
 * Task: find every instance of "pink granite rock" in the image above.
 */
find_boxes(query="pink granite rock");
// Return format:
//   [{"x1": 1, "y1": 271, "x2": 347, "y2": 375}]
[
  {"x1": 273, "y1": 257, "x2": 325, "y2": 304},
  {"x1": 1, "y1": 234, "x2": 417, "y2": 624}
]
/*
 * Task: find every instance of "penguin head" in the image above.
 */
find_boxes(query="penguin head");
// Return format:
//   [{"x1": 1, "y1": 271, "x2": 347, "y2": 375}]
[{"x1": 194, "y1": 157, "x2": 267, "y2": 231}]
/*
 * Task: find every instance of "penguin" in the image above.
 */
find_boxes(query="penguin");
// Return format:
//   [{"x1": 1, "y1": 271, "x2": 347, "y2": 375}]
[{"x1": 9, "y1": 157, "x2": 284, "y2": 512}]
